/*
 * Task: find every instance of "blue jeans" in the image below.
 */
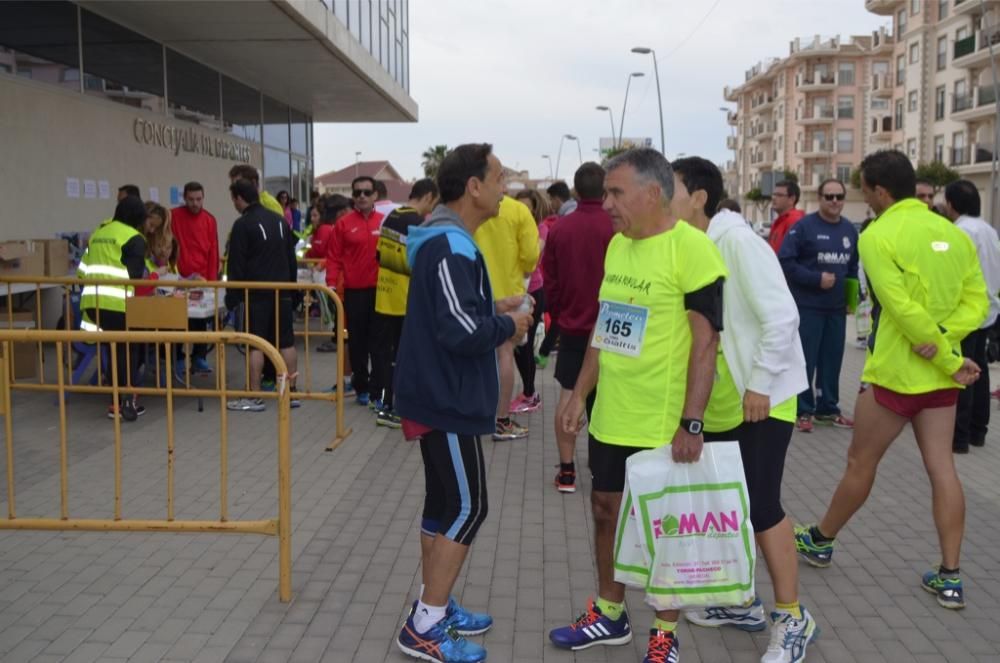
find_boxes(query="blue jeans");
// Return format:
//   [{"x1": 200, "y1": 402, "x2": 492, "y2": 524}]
[{"x1": 797, "y1": 309, "x2": 846, "y2": 417}]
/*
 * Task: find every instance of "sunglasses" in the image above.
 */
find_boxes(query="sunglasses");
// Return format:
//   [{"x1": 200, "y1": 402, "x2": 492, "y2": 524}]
[
  {"x1": 352, "y1": 189, "x2": 375, "y2": 198},
  {"x1": 822, "y1": 193, "x2": 846, "y2": 202}
]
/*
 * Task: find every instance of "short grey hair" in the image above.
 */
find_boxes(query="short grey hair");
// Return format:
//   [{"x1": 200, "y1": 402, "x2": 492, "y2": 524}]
[{"x1": 606, "y1": 148, "x2": 674, "y2": 201}]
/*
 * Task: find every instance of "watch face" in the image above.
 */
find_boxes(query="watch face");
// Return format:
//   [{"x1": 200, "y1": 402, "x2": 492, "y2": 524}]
[{"x1": 690, "y1": 420, "x2": 703, "y2": 434}]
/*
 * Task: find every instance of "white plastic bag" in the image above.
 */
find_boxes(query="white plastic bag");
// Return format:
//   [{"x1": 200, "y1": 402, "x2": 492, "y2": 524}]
[
  {"x1": 613, "y1": 488, "x2": 650, "y2": 588},
  {"x1": 625, "y1": 442, "x2": 756, "y2": 611}
]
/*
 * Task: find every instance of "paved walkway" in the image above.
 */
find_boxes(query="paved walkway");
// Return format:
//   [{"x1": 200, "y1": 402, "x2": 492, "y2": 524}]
[{"x1": 1, "y1": 327, "x2": 1000, "y2": 663}]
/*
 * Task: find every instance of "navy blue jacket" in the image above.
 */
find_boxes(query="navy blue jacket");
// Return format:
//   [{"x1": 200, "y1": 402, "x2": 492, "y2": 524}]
[
  {"x1": 779, "y1": 212, "x2": 859, "y2": 313},
  {"x1": 394, "y1": 206, "x2": 516, "y2": 435}
]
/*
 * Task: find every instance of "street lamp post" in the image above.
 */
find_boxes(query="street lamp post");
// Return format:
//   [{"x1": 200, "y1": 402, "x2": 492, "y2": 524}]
[
  {"x1": 595, "y1": 105, "x2": 617, "y2": 152},
  {"x1": 619, "y1": 72, "x2": 644, "y2": 150},
  {"x1": 354, "y1": 151, "x2": 361, "y2": 178},
  {"x1": 555, "y1": 134, "x2": 581, "y2": 179},
  {"x1": 632, "y1": 47, "x2": 665, "y2": 154},
  {"x1": 541, "y1": 154, "x2": 553, "y2": 179}
]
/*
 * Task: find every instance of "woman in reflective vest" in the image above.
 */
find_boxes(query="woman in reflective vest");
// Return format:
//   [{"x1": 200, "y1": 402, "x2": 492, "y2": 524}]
[{"x1": 77, "y1": 196, "x2": 148, "y2": 421}]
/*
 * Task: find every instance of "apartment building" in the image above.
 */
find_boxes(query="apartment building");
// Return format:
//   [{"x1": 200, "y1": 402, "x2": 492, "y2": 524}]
[
  {"x1": 724, "y1": 33, "x2": 888, "y2": 222},
  {"x1": 866, "y1": 0, "x2": 998, "y2": 216},
  {"x1": 725, "y1": 1, "x2": 1000, "y2": 226}
]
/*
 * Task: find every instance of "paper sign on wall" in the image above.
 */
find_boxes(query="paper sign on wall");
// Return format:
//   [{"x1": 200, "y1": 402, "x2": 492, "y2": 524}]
[
  {"x1": 98, "y1": 180, "x2": 110, "y2": 200},
  {"x1": 170, "y1": 186, "x2": 181, "y2": 206},
  {"x1": 83, "y1": 180, "x2": 97, "y2": 199},
  {"x1": 148, "y1": 187, "x2": 160, "y2": 203},
  {"x1": 66, "y1": 178, "x2": 80, "y2": 199}
]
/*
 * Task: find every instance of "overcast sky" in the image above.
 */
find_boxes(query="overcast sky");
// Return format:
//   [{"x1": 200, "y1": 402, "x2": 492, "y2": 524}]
[{"x1": 314, "y1": 0, "x2": 888, "y2": 184}]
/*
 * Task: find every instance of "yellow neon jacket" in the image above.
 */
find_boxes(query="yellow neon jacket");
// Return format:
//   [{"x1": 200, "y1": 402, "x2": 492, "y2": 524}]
[
  {"x1": 260, "y1": 191, "x2": 284, "y2": 217},
  {"x1": 473, "y1": 196, "x2": 540, "y2": 299},
  {"x1": 860, "y1": 198, "x2": 988, "y2": 392}
]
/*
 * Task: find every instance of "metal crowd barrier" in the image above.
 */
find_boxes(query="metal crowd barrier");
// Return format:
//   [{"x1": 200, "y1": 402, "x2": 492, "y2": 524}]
[
  {"x1": 0, "y1": 276, "x2": 351, "y2": 451},
  {"x1": 0, "y1": 329, "x2": 293, "y2": 602}
]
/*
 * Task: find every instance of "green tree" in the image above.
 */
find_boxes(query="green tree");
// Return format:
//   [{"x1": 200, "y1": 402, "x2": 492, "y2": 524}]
[
  {"x1": 600, "y1": 145, "x2": 629, "y2": 164},
  {"x1": 849, "y1": 167, "x2": 862, "y2": 189},
  {"x1": 421, "y1": 145, "x2": 449, "y2": 178},
  {"x1": 780, "y1": 169, "x2": 798, "y2": 183},
  {"x1": 915, "y1": 161, "x2": 961, "y2": 189}
]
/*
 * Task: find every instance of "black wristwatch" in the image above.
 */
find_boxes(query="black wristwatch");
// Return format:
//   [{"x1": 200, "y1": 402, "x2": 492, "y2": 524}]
[{"x1": 680, "y1": 418, "x2": 704, "y2": 435}]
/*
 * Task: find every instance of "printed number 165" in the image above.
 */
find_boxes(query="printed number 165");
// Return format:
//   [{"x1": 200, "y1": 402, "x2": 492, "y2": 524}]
[{"x1": 604, "y1": 318, "x2": 632, "y2": 337}]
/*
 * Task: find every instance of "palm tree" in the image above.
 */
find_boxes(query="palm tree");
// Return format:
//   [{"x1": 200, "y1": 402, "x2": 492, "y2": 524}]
[{"x1": 421, "y1": 145, "x2": 449, "y2": 178}]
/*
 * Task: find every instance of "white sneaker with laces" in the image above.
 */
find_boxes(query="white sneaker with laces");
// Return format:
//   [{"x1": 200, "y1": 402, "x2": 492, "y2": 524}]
[
  {"x1": 684, "y1": 598, "x2": 766, "y2": 632},
  {"x1": 760, "y1": 608, "x2": 818, "y2": 663}
]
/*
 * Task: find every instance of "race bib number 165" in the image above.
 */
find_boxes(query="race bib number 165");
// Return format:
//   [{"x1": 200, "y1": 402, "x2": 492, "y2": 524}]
[{"x1": 592, "y1": 301, "x2": 649, "y2": 357}]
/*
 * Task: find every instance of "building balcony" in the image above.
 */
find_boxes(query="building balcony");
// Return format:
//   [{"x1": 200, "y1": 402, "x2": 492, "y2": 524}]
[
  {"x1": 871, "y1": 27, "x2": 894, "y2": 52},
  {"x1": 727, "y1": 110, "x2": 738, "y2": 125},
  {"x1": 751, "y1": 96, "x2": 775, "y2": 113},
  {"x1": 727, "y1": 135, "x2": 738, "y2": 149},
  {"x1": 799, "y1": 141, "x2": 834, "y2": 158},
  {"x1": 865, "y1": 0, "x2": 903, "y2": 16},
  {"x1": 954, "y1": 0, "x2": 1000, "y2": 17},
  {"x1": 871, "y1": 72, "x2": 894, "y2": 97},
  {"x1": 953, "y1": 26, "x2": 1000, "y2": 68},
  {"x1": 724, "y1": 85, "x2": 739, "y2": 102},
  {"x1": 952, "y1": 85, "x2": 998, "y2": 121},
  {"x1": 790, "y1": 36, "x2": 840, "y2": 56},
  {"x1": 950, "y1": 145, "x2": 972, "y2": 166},
  {"x1": 956, "y1": 143, "x2": 998, "y2": 173},
  {"x1": 797, "y1": 107, "x2": 836, "y2": 125},
  {"x1": 750, "y1": 152, "x2": 775, "y2": 167},
  {"x1": 798, "y1": 74, "x2": 837, "y2": 91}
]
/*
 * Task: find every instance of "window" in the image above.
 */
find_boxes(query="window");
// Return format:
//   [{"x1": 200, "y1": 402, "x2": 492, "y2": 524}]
[
  {"x1": 911, "y1": 0, "x2": 920, "y2": 14},
  {"x1": 909, "y1": 42, "x2": 920, "y2": 64},
  {"x1": 896, "y1": 54, "x2": 906, "y2": 85},
  {"x1": 957, "y1": 26, "x2": 970, "y2": 41},
  {"x1": 937, "y1": 36, "x2": 947, "y2": 70},
  {"x1": 166, "y1": 49, "x2": 221, "y2": 129},
  {"x1": 0, "y1": 2, "x2": 80, "y2": 93},
  {"x1": 934, "y1": 135, "x2": 945, "y2": 162},
  {"x1": 263, "y1": 95, "x2": 289, "y2": 150},
  {"x1": 838, "y1": 95, "x2": 854, "y2": 118},
  {"x1": 81, "y1": 9, "x2": 166, "y2": 111},
  {"x1": 935, "y1": 85, "x2": 946, "y2": 120},
  {"x1": 837, "y1": 164, "x2": 852, "y2": 183},
  {"x1": 838, "y1": 61, "x2": 855, "y2": 85},
  {"x1": 955, "y1": 79, "x2": 969, "y2": 112},
  {"x1": 290, "y1": 109, "x2": 309, "y2": 156},
  {"x1": 872, "y1": 97, "x2": 889, "y2": 110},
  {"x1": 908, "y1": 90, "x2": 919, "y2": 112},
  {"x1": 222, "y1": 75, "x2": 261, "y2": 143},
  {"x1": 62, "y1": 68, "x2": 80, "y2": 82},
  {"x1": 907, "y1": 138, "x2": 917, "y2": 158},
  {"x1": 895, "y1": 99, "x2": 905, "y2": 128},
  {"x1": 952, "y1": 131, "x2": 967, "y2": 165},
  {"x1": 897, "y1": 8, "x2": 907, "y2": 37},
  {"x1": 938, "y1": 0, "x2": 948, "y2": 20},
  {"x1": 837, "y1": 129, "x2": 854, "y2": 153}
]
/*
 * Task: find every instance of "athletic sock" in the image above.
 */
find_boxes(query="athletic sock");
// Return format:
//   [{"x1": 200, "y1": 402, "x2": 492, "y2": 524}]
[
  {"x1": 413, "y1": 600, "x2": 447, "y2": 634},
  {"x1": 774, "y1": 601, "x2": 802, "y2": 620},
  {"x1": 939, "y1": 565, "x2": 960, "y2": 579},
  {"x1": 497, "y1": 416, "x2": 510, "y2": 426},
  {"x1": 652, "y1": 617, "x2": 678, "y2": 633},
  {"x1": 810, "y1": 525, "x2": 834, "y2": 544},
  {"x1": 560, "y1": 462, "x2": 575, "y2": 473},
  {"x1": 596, "y1": 597, "x2": 624, "y2": 620}
]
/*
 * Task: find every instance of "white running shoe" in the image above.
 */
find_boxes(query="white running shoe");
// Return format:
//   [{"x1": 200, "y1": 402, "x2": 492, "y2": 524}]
[
  {"x1": 760, "y1": 608, "x2": 819, "y2": 663},
  {"x1": 684, "y1": 597, "x2": 767, "y2": 632}
]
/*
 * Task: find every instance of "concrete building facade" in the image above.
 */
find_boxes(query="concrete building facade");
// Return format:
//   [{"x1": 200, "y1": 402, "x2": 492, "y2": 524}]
[{"x1": 0, "y1": 1, "x2": 416, "y2": 243}]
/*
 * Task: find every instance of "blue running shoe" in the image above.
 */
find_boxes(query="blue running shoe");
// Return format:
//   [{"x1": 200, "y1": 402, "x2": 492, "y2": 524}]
[
  {"x1": 643, "y1": 628, "x2": 679, "y2": 663},
  {"x1": 369, "y1": 398, "x2": 383, "y2": 412},
  {"x1": 549, "y1": 599, "x2": 632, "y2": 650},
  {"x1": 356, "y1": 392, "x2": 369, "y2": 407},
  {"x1": 261, "y1": 379, "x2": 276, "y2": 393},
  {"x1": 761, "y1": 608, "x2": 819, "y2": 663},
  {"x1": 396, "y1": 616, "x2": 486, "y2": 663},
  {"x1": 921, "y1": 570, "x2": 965, "y2": 609},
  {"x1": 443, "y1": 598, "x2": 492, "y2": 636},
  {"x1": 324, "y1": 379, "x2": 355, "y2": 396},
  {"x1": 191, "y1": 357, "x2": 213, "y2": 374},
  {"x1": 794, "y1": 524, "x2": 834, "y2": 568},
  {"x1": 684, "y1": 597, "x2": 767, "y2": 632}
]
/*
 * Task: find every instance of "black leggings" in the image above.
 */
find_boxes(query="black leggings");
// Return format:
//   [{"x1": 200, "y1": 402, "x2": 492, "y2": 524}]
[
  {"x1": 372, "y1": 312, "x2": 404, "y2": 409},
  {"x1": 84, "y1": 308, "x2": 139, "y2": 395},
  {"x1": 420, "y1": 430, "x2": 488, "y2": 546},
  {"x1": 513, "y1": 288, "x2": 544, "y2": 397}
]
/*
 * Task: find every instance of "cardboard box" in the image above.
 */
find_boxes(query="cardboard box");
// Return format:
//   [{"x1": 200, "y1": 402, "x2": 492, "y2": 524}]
[
  {"x1": 33, "y1": 239, "x2": 71, "y2": 277},
  {"x1": 10, "y1": 342, "x2": 38, "y2": 380},
  {"x1": 0, "y1": 241, "x2": 44, "y2": 278}
]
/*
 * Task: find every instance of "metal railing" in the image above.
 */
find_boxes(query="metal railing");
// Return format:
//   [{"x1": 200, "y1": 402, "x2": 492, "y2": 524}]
[
  {"x1": 0, "y1": 276, "x2": 352, "y2": 451},
  {"x1": 0, "y1": 329, "x2": 293, "y2": 601}
]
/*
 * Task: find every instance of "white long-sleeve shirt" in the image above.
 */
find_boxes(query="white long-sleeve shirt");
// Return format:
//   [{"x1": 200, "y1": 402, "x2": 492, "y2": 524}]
[{"x1": 956, "y1": 214, "x2": 1000, "y2": 328}]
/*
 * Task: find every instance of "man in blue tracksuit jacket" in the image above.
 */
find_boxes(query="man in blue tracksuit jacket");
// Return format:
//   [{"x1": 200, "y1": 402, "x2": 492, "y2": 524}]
[
  {"x1": 392, "y1": 143, "x2": 533, "y2": 663},
  {"x1": 779, "y1": 178, "x2": 859, "y2": 432}
]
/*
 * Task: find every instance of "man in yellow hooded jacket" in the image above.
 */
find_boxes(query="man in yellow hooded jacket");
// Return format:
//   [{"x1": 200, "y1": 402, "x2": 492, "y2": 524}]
[
  {"x1": 795, "y1": 150, "x2": 987, "y2": 611},
  {"x1": 473, "y1": 194, "x2": 540, "y2": 440}
]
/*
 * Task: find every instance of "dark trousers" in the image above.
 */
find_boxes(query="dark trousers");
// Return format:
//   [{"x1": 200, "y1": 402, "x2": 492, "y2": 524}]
[
  {"x1": 797, "y1": 309, "x2": 846, "y2": 417},
  {"x1": 955, "y1": 327, "x2": 990, "y2": 449},
  {"x1": 177, "y1": 317, "x2": 210, "y2": 360},
  {"x1": 372, "y1": 312, "x2": 404, "y2": 409},
  {"x1": 514, "y1": 288, "x2": 545, "y2": 397},
  {"x1": 344, "y1": 287, "x2": 378, "y2": 396},
  {"x1": 84, "y1": 308, "x2": 139, "y2": 394}
]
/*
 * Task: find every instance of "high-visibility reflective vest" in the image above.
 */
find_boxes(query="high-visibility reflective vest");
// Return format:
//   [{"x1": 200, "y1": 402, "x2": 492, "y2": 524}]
[{"x1": 78, "y1": 219, "x2": 141, "y2": 328}]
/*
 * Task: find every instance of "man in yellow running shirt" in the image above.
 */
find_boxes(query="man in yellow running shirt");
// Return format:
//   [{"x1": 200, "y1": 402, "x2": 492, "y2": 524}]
[{"x1": 547, "y1": 148, "x2": 727, "y2": 663}]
